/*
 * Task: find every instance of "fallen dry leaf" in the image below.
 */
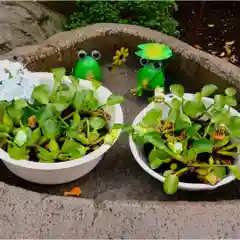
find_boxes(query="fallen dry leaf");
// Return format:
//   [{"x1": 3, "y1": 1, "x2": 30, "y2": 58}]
[
  {"x1": 64, "y1": 187, "x2": 81, "y2": 197},
  {"x1": 224, "y1": 45, "x2": 232, "y2": 56},
  {"x1": 208, "y1": 24, "x2": 215, "y2": 27},
  {"x1": 194, "y1": 44, "x2": 202, "y2": 49},
  {"x1": 219, "y1": 52, "x2": 225, "y2": 57},
  {"x1": 225, "y1": 40, "x2": 235, "y2": 46}
]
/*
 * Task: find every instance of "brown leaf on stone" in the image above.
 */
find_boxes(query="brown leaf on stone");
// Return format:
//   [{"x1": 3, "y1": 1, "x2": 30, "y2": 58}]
[{"x1": 194, "y1": 44, "x2": 202, "y2": 50}]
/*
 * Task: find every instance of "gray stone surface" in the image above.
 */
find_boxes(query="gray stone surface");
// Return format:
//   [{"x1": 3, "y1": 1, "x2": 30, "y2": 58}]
[
  {"x1": 0, "y1": 1, "x2": 65, "y2": 54},
  {"x1": 0, "y1": 182, "x2": 240, "y2": 238}
]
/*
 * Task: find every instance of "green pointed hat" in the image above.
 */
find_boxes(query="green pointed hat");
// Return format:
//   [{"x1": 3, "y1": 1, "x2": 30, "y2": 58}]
[{"x1": 135, "y1": 43, "x2": 172, "y2": 61}]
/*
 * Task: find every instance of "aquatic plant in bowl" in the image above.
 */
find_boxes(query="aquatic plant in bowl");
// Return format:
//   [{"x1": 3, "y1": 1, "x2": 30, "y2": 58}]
[
  {"x1": 129, "y1": 84, "x2": 240, "y2": 194},
  {"x1": 0, "y1": 60, "x2": 124, "y2": 184}
]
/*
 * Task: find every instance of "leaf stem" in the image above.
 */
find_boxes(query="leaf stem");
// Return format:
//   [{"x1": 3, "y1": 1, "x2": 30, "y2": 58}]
[
  {"x1": 63, "y1": 112, "x2": 74, "y2": 120},
  {"x1": 58, "y1": 115, "x2": 68, "y2": 127},
  {"x1": 203, "y1": 121, "x2": 212, "y2": 138},
  {"x1": 216, "y1": 151, "x2": 240, "y2": 156}
]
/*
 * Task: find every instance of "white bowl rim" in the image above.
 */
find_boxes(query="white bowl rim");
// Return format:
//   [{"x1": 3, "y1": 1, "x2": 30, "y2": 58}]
[
  {"x1": 0, "y1": 75, "x2": 124, "y2": 170},
  {"x1": 129, "y1": 93, "x2": 239, "y2": 190}
]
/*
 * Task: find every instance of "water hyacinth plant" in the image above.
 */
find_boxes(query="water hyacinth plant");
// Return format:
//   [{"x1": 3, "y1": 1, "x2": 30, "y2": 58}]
[
  {"x1": 0, "y1": 64, "x2": 124, "y2": 163},
  {"x1": 129, "y1": 84, "x2": 240, "y2": 195}
]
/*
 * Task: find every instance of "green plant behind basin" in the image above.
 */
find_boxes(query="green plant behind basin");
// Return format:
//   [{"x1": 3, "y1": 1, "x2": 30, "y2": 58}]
[
  {"x1": 0, "y1": 68, "x2": 124, "y2": 163},
  {"x1": 119, "y1": 84, "x2": 240, "y2": 195},
  {"x1": 65, "y1": 1, "x2": 179, "y2": 37}
]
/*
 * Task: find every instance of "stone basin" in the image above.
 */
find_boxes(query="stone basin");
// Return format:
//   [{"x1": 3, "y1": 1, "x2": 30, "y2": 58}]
[{"x1": 1, "y1": 23, "x2": 240, "y2": 202}]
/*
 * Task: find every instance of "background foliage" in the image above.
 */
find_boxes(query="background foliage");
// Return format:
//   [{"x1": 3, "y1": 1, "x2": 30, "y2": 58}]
[{"x1": 65, "y1": 0, "x2": 179, "y2": 36}]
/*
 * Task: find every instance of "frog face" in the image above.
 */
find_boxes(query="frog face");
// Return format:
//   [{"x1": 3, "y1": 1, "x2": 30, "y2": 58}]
[
  {"x1": 73, "y1": 50, "x2": 102, "y2": 81},
  {"x1": 137, "y1": 58, "x2": 165, "y2": 89}
]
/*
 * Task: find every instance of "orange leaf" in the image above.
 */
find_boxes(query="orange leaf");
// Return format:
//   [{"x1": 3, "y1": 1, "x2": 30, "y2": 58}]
[{"x1": 64, "y1": 187, "x2": 81, "y2": 197}]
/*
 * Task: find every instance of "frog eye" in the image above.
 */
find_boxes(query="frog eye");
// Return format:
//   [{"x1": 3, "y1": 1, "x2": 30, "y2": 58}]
[
  {"x1": 91, "y1": 50, "x2": 101, "y2": 60},
  {"x1": 152, "y1": 61, "x2": 162, "y2": 69},
  {"x1": 140, "y1": 58, "x2": 148, "y2": 66},
  {"x1": 77, "y1": 50, "x2": 87, "y2": 59}
]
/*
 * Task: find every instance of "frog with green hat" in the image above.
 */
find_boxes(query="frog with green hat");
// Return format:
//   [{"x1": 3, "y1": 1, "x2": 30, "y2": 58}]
[
  {"x1": 72, "y1": 49, "x2": 102, "y2": 81},
  {"x1": 133, "y1": 43, "x2": 172, "y2": 96}
]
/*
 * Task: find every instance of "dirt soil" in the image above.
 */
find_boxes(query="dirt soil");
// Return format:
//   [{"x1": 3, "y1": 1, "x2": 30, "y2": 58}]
[{"x1": 176, "y1": 1, "x2": 240, "y2": 67}]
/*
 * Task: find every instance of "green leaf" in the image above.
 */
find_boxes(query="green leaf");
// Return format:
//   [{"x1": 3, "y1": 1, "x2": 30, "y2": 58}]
[
  {"x1": 72, "y1": 111, "x2": 81, "y2": 125},
  {"x1": 142, "y1": 109, "x2": 162, "y2": 125},
  {"x1": 7, "y1": 106, "x2": 22, "y2": 125},
  {"x1": 201, "y1": 84, "x2": 218, "y2": 97},
  {"x1": 61, "y1": 138, "x2": 85, "y2": 153},
  {"x1": 104, "y1": 129, "x2": 119, "y2": 144},
  {"x1": 170, "y1": 163, "x2": 178, "y2": 170},
  {"x1": 192, "y1": 139, "x2": 214, "y2": 154},
  {"x1": 179, "y1": 111, "x2": 192, "y2": 124},
  {"x1": 183, "y1": 100, "x2": 205, "y2": 119},
  {"x1": 52, "y1": 68, "x2": 66, "y2": 84},
  {"x1": 148, "y1": 148, "x2": 171, "y2": 169},
  {"x1": 105, "y1": 94, "x2": 124, "y2": 106},
  {"x1": 14, "y1": 127, "x2": 31, "y2": 147},
  {"x1": 169, "y1": 84, "x2": 184, "y2": 98},
  {"x1": 205, "y1": 172, "x2": 217, "y2": 185},
  {"x1": 214, "y1": 94, "x2": 226, "y2": 109},
  {"x1": 225, "y1": 96, "x2": 237, "y2": 107},
  {"x1": 194, "y1": 92, "x2": 202, "y2": 101},
  {"x1": 142, "y1": 132, "x2": 174, "y2": 156},
  {"x1": 37, "y1": 147, "x2": 57, "y2": 163},
  {"x1": 69, "y1": 75, "x2": 79, "y2": 88},
  {"x1": 168, "y1": 108, "x2": 177, "y2": 123},
  {"x1": 37, "y1": 106, "x2": 53, "y2": 126},
  {"x1": 186, "y1": 124, "x2": 201, "y2": 138},
  {"x1": 42, "y1": 119, "x2": 59, "y2": 139},
  {"x1": 2, "y1": 110, "x2": 13, "y2": 127},
  {"x1": 27, "y1": 127, "x2": 41, "y2": 146},
  {"x1": 225, "y1": 87, "x2": 236, "y2": 97},
  {"x1": 31, "y1": 84, "x2": 50, "y2": 105},
  {"x1": 213, "y1": 167, "x2": 226, "y2": 179},
  {"x1": 48, "y1": 139, "x2": 60, "y2": 153},
  {"x1": 229, "y1": 116, "x2": 240, "y2": 138},
  {"x1": 163, "y1": 174, "x2": 179, "y2": 195},
  {"x1": 89, "y1": 116, "x2": 106, "y2": 130},
  {"x1": 0, "y1": 124, "x2": 11, "y2": 133},
  {"x1": 163, "y1": 169, "x2": 175, "y2": 177},
  {"x1": 72, "y1": 89, "x2": 90, "y2": 110},
  {"x1": 167, "y1": 141, "x2": 183, "y2": 155},
  {"x1": 88, "y1": 131, "x2": 100, "y2": 142},
  {"x1": 14, "y1": 99, "x2": 28, "y2": 110},
  {"x1": 211, "y1": 109, "x2": 229, "y2": 124},
  {"x1": 91, "y1": 79, "x2": 102, "y2": 91},
  {"x1": 171, "y1": 98, "x2": 181, "y2": 109},
  {"x1": 228, "y1": 165, "x2": 240, "y2": 180},
  {"x1": 8, "y1": 145, "x2": 29, "y2": 160}
]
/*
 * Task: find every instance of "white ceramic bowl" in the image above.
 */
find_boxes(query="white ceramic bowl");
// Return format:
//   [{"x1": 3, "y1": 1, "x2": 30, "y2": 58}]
[
  {"x1": 129, "y1": 93, "x2": 240, "y2": 191},
  {"x1": 0, "y1": 72, "x2": 124, "y2": 184}
]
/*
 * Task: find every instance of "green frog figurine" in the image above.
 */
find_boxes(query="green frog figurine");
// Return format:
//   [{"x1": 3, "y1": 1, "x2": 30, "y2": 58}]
[
  {"x1": 73, "y1": 49, "x2": 102, "y2": 81},
  {"x1": 134, "y1": 43, "x2": 172, "y2": 96}
]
